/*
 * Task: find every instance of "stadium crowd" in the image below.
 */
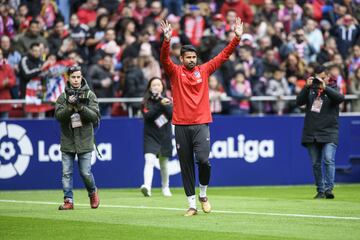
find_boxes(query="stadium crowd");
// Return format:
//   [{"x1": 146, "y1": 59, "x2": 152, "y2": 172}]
[{"x1": 0, "y1": 0, "x2": 360, "y2": 118}]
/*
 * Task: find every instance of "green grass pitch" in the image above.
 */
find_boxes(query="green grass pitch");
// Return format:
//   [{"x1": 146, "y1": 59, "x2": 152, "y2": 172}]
[{"x1": 1, "y1": 184, "x2": 360, "y2": 240}]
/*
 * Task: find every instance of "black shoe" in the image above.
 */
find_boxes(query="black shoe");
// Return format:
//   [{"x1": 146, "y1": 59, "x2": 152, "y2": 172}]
[
  {"x1": 313, "y1": 192, "x2": 325, "y2": 199},
  {"x1": 325, "y1": 190, "x2": 335, "y2": 199}
]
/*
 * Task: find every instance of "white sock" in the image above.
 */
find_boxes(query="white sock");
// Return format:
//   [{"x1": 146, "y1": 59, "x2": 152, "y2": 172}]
[
  {"x1": 159, "y1": 157, "x2": 169, "y2": 189},
  {"x1": 143, "y1": 153, "x2": 157, "y2": 190},
  {"x1": 199, "y1": 184, "x2": 207, "y2": 198},
  {"x1": 187, "y1": 195, "x2": 196, "y2": 209}
]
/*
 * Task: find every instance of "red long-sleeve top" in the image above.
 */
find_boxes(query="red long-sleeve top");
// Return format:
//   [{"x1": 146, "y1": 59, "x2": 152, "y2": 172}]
[
  {"x1": 160, "y1": 36, "x2": 240, "y2": 125},
  {"x1": 0, "y1": 63, "x2": 16, "y2": 112}
]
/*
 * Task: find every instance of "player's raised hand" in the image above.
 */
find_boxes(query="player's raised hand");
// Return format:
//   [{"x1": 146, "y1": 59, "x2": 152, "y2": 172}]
[
  {"x1": 160, "y1": 20, "x2": 172, "y2": 41},
  {"x1": 234, "y1": 17, "x2": 244, "y2": 38}
]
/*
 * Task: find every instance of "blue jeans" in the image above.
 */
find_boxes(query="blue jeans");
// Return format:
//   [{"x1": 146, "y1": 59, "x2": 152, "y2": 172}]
[
  {"x1": 307, "y1": 143, "x2": 337, "y2": 193},
  {"x1": 0, "y1": 112, "x2": 9, "y2": 119},
  {"x1": 61, "y1": 151, "x2": 96, "y2": 200}
]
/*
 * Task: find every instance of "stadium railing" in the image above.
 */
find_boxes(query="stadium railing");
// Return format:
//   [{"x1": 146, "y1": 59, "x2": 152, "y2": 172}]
[{"x1": 0, "y1": 95, "x2": 358, "y2": 117}]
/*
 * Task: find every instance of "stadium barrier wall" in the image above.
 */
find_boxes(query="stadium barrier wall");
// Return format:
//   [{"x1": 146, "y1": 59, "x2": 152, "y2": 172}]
[{"x1": 0, "y1": 116, "x2": 359, "y2": 190}]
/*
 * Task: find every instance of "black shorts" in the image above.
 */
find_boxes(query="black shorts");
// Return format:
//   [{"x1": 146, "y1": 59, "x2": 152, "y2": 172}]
[{"x1": 174, "y1": 124, "x2": 210, "y2": 164}]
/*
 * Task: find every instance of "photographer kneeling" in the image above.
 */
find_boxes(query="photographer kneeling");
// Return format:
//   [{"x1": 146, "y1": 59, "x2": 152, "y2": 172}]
[
  {"x1": 55, "y1": 66, "x2": 101, "y2": 210},
  {"x1": 296, "y1": 65, "x2": 344, "y2": 199}
]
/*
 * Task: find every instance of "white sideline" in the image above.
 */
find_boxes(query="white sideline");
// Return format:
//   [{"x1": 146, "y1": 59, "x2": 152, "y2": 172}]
[{"x1": 0, "y1": 199, "x2": 359, "y2": 220}]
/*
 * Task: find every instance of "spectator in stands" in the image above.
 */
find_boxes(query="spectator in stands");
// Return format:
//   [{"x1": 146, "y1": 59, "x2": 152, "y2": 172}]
[
  {"x1": 87, "y1": 53, "x2": 114, "y2": 115},
  {"x1": 237, "y1": 45, "x2": 264, "y2": 89},
  {"x1": 220, "y1": 0, "x2": 253, "y2": 25},
  {"x1": 15, "y1": 4, "x2": 31, "y2": 34},
  {"x1": 47, "y1": 19, "x2": 69, "y2": 56},
  {"x1": 0, "y1": 48, "x2": 16, "y2": 118},
  {"x1": 209, "y1": 74, "x2": 226, "y2": 114},
  {"x1": 349, "y1": 67, "x2": 360, "y2": 112},
  {"x1": 330, "y1": 14, "x2": 360, "y2": 59},
  {"x1": 210, "y1": 31, "x2": 237, "y2": 94},
  {"x1": 277, "y1": 0, "x2": 303, "y2": 34},
  {"x1": 269, "y1": 21, "x2": 287, "y2": 50},
  {"x1": 166, "y1": 14, "x2": 191, "y2": 46},
  {"x1": 138, "y1": 42, "x2": 161, "y2": 81},
  {"x1": 86, "y1": 13, "x2": 110, "y2": 57},
  {"x1": 76, "y1": 0, "x2": 99, "y2": 27},
  {"x1": 143, "y1": 1, "x2": 167, "y2": 29},
  {"x1": 40, "y1": 0, "x2": 59, "y2": 29},
  {"x1": 327, "y1": 62, "x2": 347, "y2": 96},
  {"x1": 55, "y1": 65, "x2": 100, "y2": 210},
  {"x1": 97, "y1": 28, "x2": 121, "y2": 68},
  {"x1": 117, "y1": 18, "x2": 138, "y2": 53},
  {"x1": 170, "y1": 42, "x2": 181, "y2": 65},
  {"x1": 347, "y1": 44, "x2": 360, "y2": 77},
  {"x1": 262, "y1": 47, "x2": 280, "y2": 79},
  {"x1": 180, "y1": 4, "x2": 208, "y2": 47},
  {"x1": 132, "y1": 0, "x2": 151, "y2": 25},
  {"x1": 19, "y1": 42, "x2": 53, "y2": 118},
  {"x1": 304, "y1": 18, "x2": 324, "y2": 54},
  {"x1": 282, "y1": 52, "x2": 306, "y2": 79},
  {"x1": 68, "y1": 21, "x2": 90, "y2": 65},
  {"x1": 163, "y1": 0, "x2": 183, "y2": 17},
  {"x1": 121, "y1": 57, "x2": 147, "y2": 115},
  {"x1": 296, "y1": 65, "x2": 344, "y2": 199},
  {"x1": 280, "y1": 28, "x2": 316, "y2": 64},
  {"x1": 140, "y1": 77, "x2": 173, "y2": 197},
  {"x1": 1, "y1": 35, "x2": 21, "y2": 98},
  {"x1": 256, "y1": 36, "x2": 272, "y2": 58},
  {"x1": 317, "y1": 37, "x2": 338, "y2": 64},
  {"x1": 208, "y1": 14, "x2": 227, "y2": 41},
  {"x1": 0, "y1": 3, "x2": 16, "y2": 39},
  {"x1": 122, "y1": 28, "x2": 154, "y2": 61},
  {"x1": 14, "y1": 19, "x2": 48, "y2": 55},
  {"x1": 229, "y1": 70, "x2": 252, "y2": 115},
  {"x1": 266, "y1": 67, "x2": 291, "y2": 115},
  {"x1": 254, "y1": 0, "x2": 277, "y2": 26}
]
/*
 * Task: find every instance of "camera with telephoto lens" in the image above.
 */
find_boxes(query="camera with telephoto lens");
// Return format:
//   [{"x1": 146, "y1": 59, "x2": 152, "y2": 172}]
[
  {"x1": 150, "y1": 91, "x2": 164, "y2": 101},
  {"x1": 67, "y1": 89, "x2": 89, "y2": 105},
  {"x1": 312, "y1": 77, "x2": 322, "y2": 87}
]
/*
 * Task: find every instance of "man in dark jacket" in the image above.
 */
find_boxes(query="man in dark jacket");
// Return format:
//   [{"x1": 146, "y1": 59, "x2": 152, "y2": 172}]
[
  {"x1": 87, "y1": 53, "x2": 114, "y2": 115},
  {"x1": 296, "y1": 65, "x2": 345, "y2": 199},
  {"x1": 55, "y1": 65, "x2": 100, "y2": 210}
]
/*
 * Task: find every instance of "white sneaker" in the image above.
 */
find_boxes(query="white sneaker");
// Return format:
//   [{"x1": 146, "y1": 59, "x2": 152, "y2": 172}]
[
  {"x1": 140, "y1": 185, "x2": 151, "y2": 197},
  {"x1": 162, "y1": 187, "x2": 172, "y2": 197}
]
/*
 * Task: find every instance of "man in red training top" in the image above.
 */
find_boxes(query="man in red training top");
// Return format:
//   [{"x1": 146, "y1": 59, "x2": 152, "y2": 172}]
[{"x1": 160, "y1": 17, "x2": 243, "y2": 216}]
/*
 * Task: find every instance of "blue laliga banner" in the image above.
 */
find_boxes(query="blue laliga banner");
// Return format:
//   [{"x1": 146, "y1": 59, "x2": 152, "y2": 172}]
[{"x1": 0, "y1": 116, "x2": 359, "y2": 190}]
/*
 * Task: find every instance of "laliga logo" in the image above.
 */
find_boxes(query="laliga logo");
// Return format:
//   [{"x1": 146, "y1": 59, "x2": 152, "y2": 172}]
[
  {"x1": 210, "y1": 134, "x2": 274, "y2": 163},
  {"x1": 0, "y1": 122, "x2": 33, "y2": 179}
]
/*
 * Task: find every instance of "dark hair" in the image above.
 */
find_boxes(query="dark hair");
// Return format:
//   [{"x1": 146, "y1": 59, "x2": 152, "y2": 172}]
[
  {"x1": 239, "y1": 45, "x2": 253, "y2": 53},
  {"x1": 29, "y1": 19, "x2": 39, "y2": 25},
  {"x1": 314, "y1": 65, "x2": 327, "y2": 74},
  {"x1": 180, "y1": 45, "x2": 197, "y2": 56},
  {"x1": 30, "y1": 42, "x2": 40, "y2": 49},
  {"x1": 142, "y1": 77, "x2": 165, "y2": 107},
  {"x1": 67, "y1": 65, "x2": 82, "y2": 75}
]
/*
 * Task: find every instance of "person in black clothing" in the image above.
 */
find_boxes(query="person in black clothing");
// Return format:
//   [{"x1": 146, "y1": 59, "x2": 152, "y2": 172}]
[
  {"x1": 140, "y1": 77, "x2": 173, "y2": 197},
  {"x1": 296, "y1": 65, "x2": 345, "y2": 199}
]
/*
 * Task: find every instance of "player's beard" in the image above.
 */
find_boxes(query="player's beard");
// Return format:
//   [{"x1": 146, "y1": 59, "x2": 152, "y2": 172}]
[{"x1": 187, "y1": 62, "x2": 195, "y2": 69}]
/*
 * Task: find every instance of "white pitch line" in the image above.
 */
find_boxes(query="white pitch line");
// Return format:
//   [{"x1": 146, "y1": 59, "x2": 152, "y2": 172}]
[{"x1": 0, "y1": 199, "x2": 359, "y2": 220}]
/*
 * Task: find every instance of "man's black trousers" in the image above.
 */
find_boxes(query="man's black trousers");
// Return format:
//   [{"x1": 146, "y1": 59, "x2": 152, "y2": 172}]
[{"x1": 175, "y1": 124, "x2": 211, "y2": 197}]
